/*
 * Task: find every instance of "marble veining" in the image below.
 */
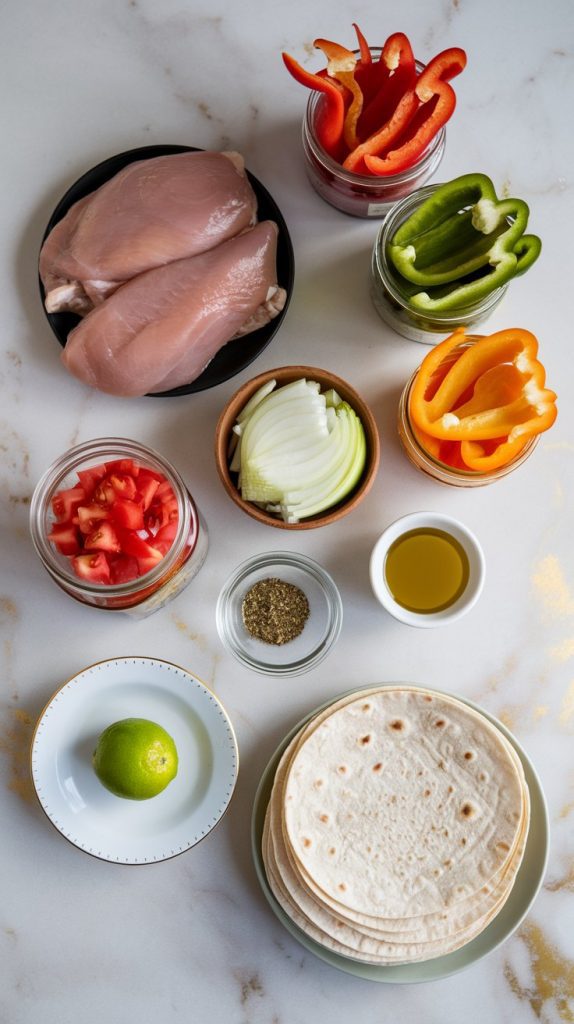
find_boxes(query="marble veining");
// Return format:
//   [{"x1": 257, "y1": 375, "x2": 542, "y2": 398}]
[{"x1": 0, "y1": 0, "x2": 573, "y2": 1021}]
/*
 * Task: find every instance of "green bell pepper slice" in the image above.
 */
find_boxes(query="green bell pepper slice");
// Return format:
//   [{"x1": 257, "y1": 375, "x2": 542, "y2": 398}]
[{"x1": 388, "y1": 173, "x2": 541, "y2": 312}]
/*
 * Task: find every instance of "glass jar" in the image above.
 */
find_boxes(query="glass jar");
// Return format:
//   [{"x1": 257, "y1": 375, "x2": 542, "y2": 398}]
[
  {"x1": 30, "y1": 438, "x2": 208, "y2": 617},
  {"x1": 302, "y1": 56, "x2": 446, "y2": 219},
  {"x1": 397, "y1": 346, "x2": 538, "y2": 487},
  {"x1": 371, "y1": 184, "x2": 507, "y2": 343}
]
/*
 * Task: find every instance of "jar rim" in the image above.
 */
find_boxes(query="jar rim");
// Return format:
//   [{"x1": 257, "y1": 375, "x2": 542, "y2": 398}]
[{"x1": 29, "y1": 437, "x2": 196, "y2": 596}]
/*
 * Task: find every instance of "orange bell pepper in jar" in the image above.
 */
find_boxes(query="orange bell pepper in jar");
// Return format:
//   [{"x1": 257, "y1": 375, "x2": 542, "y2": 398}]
[{"x1": 408, "y1": 328, "x2": 557, "y2": 471}]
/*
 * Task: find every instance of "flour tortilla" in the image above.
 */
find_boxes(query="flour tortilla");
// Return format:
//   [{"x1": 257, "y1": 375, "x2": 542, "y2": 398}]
[
  {"x1": 261, "y1": 686, "x2": 529, "y2": 963},
  {"x1": 283, "y1": 688, "x2": 526, "y2": 920},
  {"x1": 273, "y1": 687, "x2": 526, "y2": 921},
  {"x1": 264, "y1": 796, "x2": 528, "y2": 962}
]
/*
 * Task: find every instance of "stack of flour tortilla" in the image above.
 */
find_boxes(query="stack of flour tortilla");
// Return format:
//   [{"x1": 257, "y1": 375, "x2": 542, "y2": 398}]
[{"x1": 262, "y1": 686, "x2": 530, "y2": 964}]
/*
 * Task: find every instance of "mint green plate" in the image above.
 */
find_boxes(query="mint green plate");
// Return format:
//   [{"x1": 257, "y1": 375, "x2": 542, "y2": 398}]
[{"x1": 251, "y1": 686, "x2": 549, "y2": 983}]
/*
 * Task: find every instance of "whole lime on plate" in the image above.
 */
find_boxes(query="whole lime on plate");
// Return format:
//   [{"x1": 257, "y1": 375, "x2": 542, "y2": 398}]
[{"x1": 93, "y1": 717, "x2": 178, "y2": 800}]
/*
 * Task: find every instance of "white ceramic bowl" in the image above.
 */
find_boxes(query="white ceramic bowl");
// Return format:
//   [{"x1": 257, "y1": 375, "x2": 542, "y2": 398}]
[{"x1": 369, "y1": 511, "x2": 485, "y2": 628}]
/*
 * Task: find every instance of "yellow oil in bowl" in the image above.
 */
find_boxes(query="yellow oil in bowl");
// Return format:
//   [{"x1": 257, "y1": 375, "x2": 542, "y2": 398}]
[{"x1": 384, "y1": 528, "x2": 470, "y2": 614}]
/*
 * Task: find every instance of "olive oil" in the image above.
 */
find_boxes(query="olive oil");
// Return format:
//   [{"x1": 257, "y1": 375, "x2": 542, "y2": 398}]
[{"x1": 384, "y1": 528, "x2": 470, "y2": 614}]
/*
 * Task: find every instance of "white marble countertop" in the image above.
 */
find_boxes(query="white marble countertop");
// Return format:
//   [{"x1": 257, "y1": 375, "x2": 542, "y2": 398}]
[{"x1": 1, "y1": 1, "x2": 573, "y2": 1020}]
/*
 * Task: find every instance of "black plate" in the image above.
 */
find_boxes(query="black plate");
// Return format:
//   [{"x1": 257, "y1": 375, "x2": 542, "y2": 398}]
[{"x1": 39, "y1": 145, "x2": 295, "y2": 397}]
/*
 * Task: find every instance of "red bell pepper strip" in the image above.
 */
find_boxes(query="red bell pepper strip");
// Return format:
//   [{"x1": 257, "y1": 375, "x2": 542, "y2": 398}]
[
  {"x1": 363, "y1": 47, "x2": 467, "y2": 175},
  {"x1": 357, "y1": 33, "x2": 416, "y2": 143},
  {"x1": 313, "y1": 38, "x2": 363, "y2": 151},
  {"x1": 343, "y1": 87, "x2": 419, "y2": 172},
  {"x1": 352, "y1": 22, "x2": 372, "y2": 66},
  {"x1": 282, "y1": 51, "x2": 345, "y2": 157}
]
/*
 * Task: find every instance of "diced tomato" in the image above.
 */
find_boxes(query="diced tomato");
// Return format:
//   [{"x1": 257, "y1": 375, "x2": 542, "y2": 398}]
[
  {"x1": 108, "y1": 554, "x2": 140, "y2": 584},
  {"x1": 155, "y1": 481, "x2": 176, "y2": 503},
  {"x1": 105, "y1": 458, "x2": 140, "y2": 477},
  {"x1": 93, "y1": 479, "x2": 117, "y2": 506},
  {"x1": 153, "y1": 521, "x2": 178, "y2": 555},
  {"x1": 117, "y1": 531, "x2": 164, "y2": 574},
  {"x1": 47, "y1": 522, "x2": 82, "y2": 556},
  {"x1": 49, "y1": 457, "x2": 176, "y2": 587},
  {"x1": 109, "y1": 498, "x2": 145, "y2": 531},
  {"x1": 135, "y1": 470, "x2": 161, "y2": 510},
  {"x1": 84, "y1": 521, "x2": 121, "y2": 554},
  {"x1": 108, "y1": 473, "x2": 138, "y2": 501},
  {"x1": 77, "y1": 464, "x2": 107, "y2": 493},
  {"x1": 76, "y1": 503, "x2": 110, "y2": 534},
  {"x1": 51, "y1": 486, "x2": 86, "y2": 522},
  {"x1": 71, "y1": 552, "x2": 111, "y2": 584}
]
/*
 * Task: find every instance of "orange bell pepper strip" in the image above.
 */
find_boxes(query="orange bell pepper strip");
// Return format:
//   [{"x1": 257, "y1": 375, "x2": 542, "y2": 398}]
[
  {"x1": 282, "y1": 52, "x2": 345, "y2": 157},
  {"x1": 313, "y1": 39, "x2": 363, "y2": 151},
  {"x1": 409, "y1": 328, "x2": 557, "y2": 443},
  {"x1": 459, "y1": 436, "x2": 530, "y2": 472}
]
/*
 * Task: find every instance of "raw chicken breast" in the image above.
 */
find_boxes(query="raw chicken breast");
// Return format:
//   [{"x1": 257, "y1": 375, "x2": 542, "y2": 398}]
[
  {"x1": 61, "y1": 221, "x2": 286, "y2": 397},
  {"x1": 40, "y1": 151, "x2": 257, "y2": 314}
]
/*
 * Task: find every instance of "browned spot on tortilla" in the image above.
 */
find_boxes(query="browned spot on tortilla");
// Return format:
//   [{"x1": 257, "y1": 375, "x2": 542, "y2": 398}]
[
  {"x1": 435, "y1": 719, "x2": 446, "y2": 728},
  {"x1": 302, "y1": 837, "x2": 312, "y2": 849},
  {"x1": 461, "y1": 837, "x2": 467, "y2": 846},
  {"x1": 461, "y1": 802, "x2": 474, "y2": 818},
  {"x1": 0, "y1": 708, "x2": 35, "y2": 803},
  {"x1": 362, "y1": 703, "x2": 371, "y2": 712},
  {"x1": 337, "y1": 765, "x2": 348, "y2": 774},
  {"x1": 423, "y1": 789, "x2": 431, "y2": 797},
  {"x1": 359, "y1": 734, "x2": 371, "y2": 745},
  {"x1": 464, "y1": 751, "x2": 474, "y2": 760},
  {"x1": 438, "y1": 760, "x2": 445, "y2": 769},
  {"x1": 448, "y1": 785, "x2": 454, "y2": 793},
  {"x1": 338, "y1": 882, "x2": 347, "y2": 892},
  {"x1": 328, "y1": 847, "x2": 336, "y2": 856},
  {"x1": 390, "y1": 720, "x2": 404, "y2": 731},
  {"x1": 372, "y1": 762, "x2": 383, "y2": 773},
  {"x1": 319, "y1": 814, "x2": 329, "y2": 824}
]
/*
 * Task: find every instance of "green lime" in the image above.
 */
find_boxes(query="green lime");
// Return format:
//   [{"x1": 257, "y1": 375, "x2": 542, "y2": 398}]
[{"x1": 93, "y1": 718, "x2": 178, "y2": 800}]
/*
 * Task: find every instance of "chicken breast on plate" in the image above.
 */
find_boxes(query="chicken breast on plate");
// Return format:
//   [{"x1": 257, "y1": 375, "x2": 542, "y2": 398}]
[
  {"x1": 40, "y1": 151, "x2": 257, "y2": 315},
  {"x1": 61, "y1": 221, "x2": 286, "y2": 397}
]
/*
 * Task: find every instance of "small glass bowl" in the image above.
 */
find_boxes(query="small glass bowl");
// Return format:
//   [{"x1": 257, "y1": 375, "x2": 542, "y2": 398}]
[
  {"x1": 371, "y1": 184, "x2": 507, "y2": 343},
  {"x1": 302, "y1": 56, "x2": 445, "y2": 219},
  {"x1": 397, "y1": 343, "x2": 539, "y2": 487},
  {"x1": 216, "y1": 552, "x2": 343, "y2": 676}
]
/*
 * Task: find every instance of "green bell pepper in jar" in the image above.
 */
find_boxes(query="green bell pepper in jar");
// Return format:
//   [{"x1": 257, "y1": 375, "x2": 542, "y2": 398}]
[{"x1": 388, "y1": 173, "x2": 541, "y2": 313}]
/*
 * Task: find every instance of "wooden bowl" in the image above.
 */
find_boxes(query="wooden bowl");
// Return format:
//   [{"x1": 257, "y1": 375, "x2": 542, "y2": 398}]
[{"x1": 214, "y1": 366, "x2": 380, "y2": 530}]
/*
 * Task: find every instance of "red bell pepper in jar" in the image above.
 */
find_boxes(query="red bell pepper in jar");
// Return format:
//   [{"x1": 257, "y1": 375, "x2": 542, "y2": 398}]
[
  {"x1": 357, "y1": 33, "x2": 416, "y2": 144},
  {"x1": 348, "y1": 48, "x2": 467, "y2": 175},
  {"x1": 283, "y1": 27, "x2": 466, "y2": 178}
]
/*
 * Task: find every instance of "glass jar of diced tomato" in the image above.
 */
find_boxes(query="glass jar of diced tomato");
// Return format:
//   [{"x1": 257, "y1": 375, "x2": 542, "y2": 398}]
[{"x1": 30, "y1": 438, "x2": 208, "y2": 617}]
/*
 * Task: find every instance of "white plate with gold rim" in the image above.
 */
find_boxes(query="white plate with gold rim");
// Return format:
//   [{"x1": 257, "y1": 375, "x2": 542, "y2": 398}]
[
  {"x1": 32, "y1": 657, "x2": 238, "y2": 864},
  {"x1": 251, "y1": 685, "x2": 549, "y2": 983}
]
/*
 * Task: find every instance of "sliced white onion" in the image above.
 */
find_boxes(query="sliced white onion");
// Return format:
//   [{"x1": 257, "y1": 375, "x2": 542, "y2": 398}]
[{"x1": 232, "y1": 378, "x2": 367, "y2": 522}]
